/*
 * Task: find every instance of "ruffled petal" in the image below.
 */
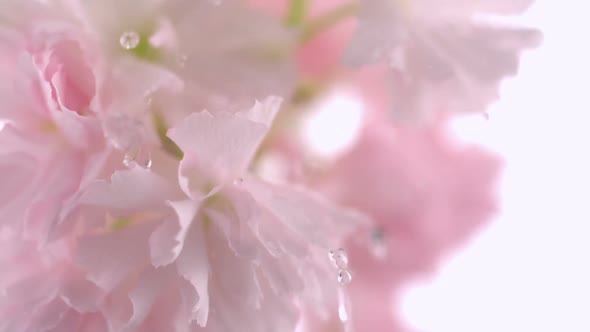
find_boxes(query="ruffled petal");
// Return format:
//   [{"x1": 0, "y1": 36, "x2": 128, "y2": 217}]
[
  {"x1": 390, "y1": 23, "x2": 542, "y2": 119},
  {"x1": 166, "y1": 0, "x2": 297, "y2": 105},
  {"x1": 175, "y1": 220, "x2": 210, "y2": 326},
  {"x1": 149, "y1": 199, "x2": 199, "y2": 267},
  {"x1": 60, "y1": 270, "x2": 104, "y2": 313},
  {"x1": 123, "y1": 266, "x2": 175, "y2": 330},
  {"x1": 245, "y1": 176, "x2": 366, "y2": 249},
  {"x1": 168, "y1": 98, "x2": 282, "y2": 196}
]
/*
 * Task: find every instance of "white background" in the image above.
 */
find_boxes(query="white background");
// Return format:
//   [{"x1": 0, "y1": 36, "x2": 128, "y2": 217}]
[{"x1": 401, "y1": 1, "x2": 590, "y2": 331}]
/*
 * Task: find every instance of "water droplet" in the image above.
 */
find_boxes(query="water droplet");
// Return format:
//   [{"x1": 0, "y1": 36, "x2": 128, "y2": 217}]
[
  {"x1": 120, "y1": 30, "x2": 140, "y2": 50},
  {"x1": 329, "y1": 248, "x2": 349, "y2": 269},
  {"x1": 483, "y1": 112, "x2": 490, "y2": 120},
  {"x1": 337, "y1": 269, "x2": 352, "y2": 285},
  {"x1": 209, "y1": 0, "x2": 222, "y2": 5},
  {"x1": 233, "y1": 177, "x2": 244, "y2": 186},
  {"x1": 123, "y1": 153, "x2": 135, "y2": 168},
  {"x1": 370, "y1": 226, "x2": 388, "y2": 260},
  {"x1": 143, "y1": 155, "x2": 153, "y2": 169},
  {"x1": 123, "y1": 146, "x2": 152, "y2": 169}
]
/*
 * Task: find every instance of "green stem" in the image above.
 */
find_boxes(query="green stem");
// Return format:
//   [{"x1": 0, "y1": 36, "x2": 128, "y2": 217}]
[
  {"x1": 299, "y1": 1, "x2": 359, "y2": 43},
  {"x1": 285, "y1": 0, "x2": 309, "y2": 27},
  {"x1": 153, "y1": 111, "x2": 184, "y2": 160}
]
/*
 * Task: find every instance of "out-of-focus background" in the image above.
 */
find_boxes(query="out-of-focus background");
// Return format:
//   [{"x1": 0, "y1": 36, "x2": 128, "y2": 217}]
[{"x1": 399, "y1": 1, "x2": 590, "y2": 331}]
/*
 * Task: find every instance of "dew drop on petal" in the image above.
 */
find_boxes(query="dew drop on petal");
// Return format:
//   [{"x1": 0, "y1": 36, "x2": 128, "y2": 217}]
[
  {"x1": 483, "y1": 112, "x2": 490, "y2": 121},
  {"x1": 337, "y1": 269, "x2": 352, "y2": 285},
  {"x1": 209, "y1": 0, "x2": 222, "y2": 5},
  {"x1": 123, "y1": 146, "x2": 152, "y2": 170},
  {"x1": 123, "y1": 153, "x2": 134, "y2": 168},
  {"x1": 120, "y1": 31, "x2": 140, "y2": 50},
  {"x1": 329, "y1": 248, "x2": 349, "y2": 269},
  {"x1": 143, "y1": 153, "x2": 153, "y2": 169},
  {"x1": 233, "y1": 177, "x2": 244, "y2": 186}
]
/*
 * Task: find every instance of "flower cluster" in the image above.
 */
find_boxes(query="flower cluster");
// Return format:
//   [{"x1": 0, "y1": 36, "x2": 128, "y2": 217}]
[{"x1": 0, "y1": 0, "x2": 539, "y2": 331}]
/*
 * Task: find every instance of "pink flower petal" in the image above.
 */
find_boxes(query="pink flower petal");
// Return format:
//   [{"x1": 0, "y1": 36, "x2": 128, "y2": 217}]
[
  {"x1": 79, "y1": 168, "x2": 176, "y2": 212},
  {"x1": 149, "y1": 199, "x2": 199, "y2": 267},
  {"x1": 75, "y1": 220, "x2": 156, "y2": 291},
  {"x1": 246, "y1": 176, "x2": 366, "y2": 250},
  {"x1": 175, "y1": 221, "x2": 210, "y2": 326},
  {"x1": 168, "y1": 105, "x2": 275, "y2": 195}
]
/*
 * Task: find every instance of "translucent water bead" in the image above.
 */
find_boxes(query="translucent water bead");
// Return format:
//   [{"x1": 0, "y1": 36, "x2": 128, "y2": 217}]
[
  {"x1": 120, "y1": 31, "x2": 140, "y2": 50},
  {"x1": 337, "y1": 269, "x2": 352, "y2": 285},
  {"x1": 329, "y1": 248, "x2": 349, "y2": 269},
  {"x1": 123, "y1": 146, "x2": 152, "y2": 170},
  {"x1": 103, "y1": 113, "x2": 152, "y2": 169}
]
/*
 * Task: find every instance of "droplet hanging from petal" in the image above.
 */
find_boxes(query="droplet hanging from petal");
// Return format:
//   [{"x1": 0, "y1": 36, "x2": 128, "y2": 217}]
[
  {"x1": 329, "y1": 248, "x2": 349, "y2": 269},
  {"x1": 103, "y1": 113, "x2": 152, "y2": 169},
  {"x1": 337, "y1": 269, "x2": 352, "y2": 285},
  {"x1": 123, "y1": 146, "x2": 152, "y2": 170}
]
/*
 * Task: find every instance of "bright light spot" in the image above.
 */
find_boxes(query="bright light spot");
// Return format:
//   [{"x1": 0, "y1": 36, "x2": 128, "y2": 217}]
[
  {"x1": 255, "y1": 152, "x2": 289, "y2": 184},
  {"x1": 301, "y1": 91, "x2": 364, "y2": 159}
]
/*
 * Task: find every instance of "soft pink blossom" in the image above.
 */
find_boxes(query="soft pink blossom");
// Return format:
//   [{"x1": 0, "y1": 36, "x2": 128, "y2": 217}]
[
  {"x1": 1, "y1": 97, "x2": 365, "y2": 331},
  {"x1": 0, "y1": 1, "x2": 542, "y2": 331},
  {"x1": 71, "y1": 0, "x2": 298, "y2": 112},
  {"x1": 346, "y1": 0, "x2": 542, "y2": 120},
  {"x1": 301, "y1": 119, "x2": 501, "y2": 331},
  {"x1": 0, "y1": 13, "x2": 109, "y2": 242}
]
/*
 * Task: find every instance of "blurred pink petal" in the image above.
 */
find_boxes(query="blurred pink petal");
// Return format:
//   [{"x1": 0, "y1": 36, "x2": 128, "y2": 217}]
[
  {"x1": 306, "y1": 119, "x2": 502, "y2": 331},
  {"x1": 345, "y1": 0, "x2": 542, "y2": 119}
]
